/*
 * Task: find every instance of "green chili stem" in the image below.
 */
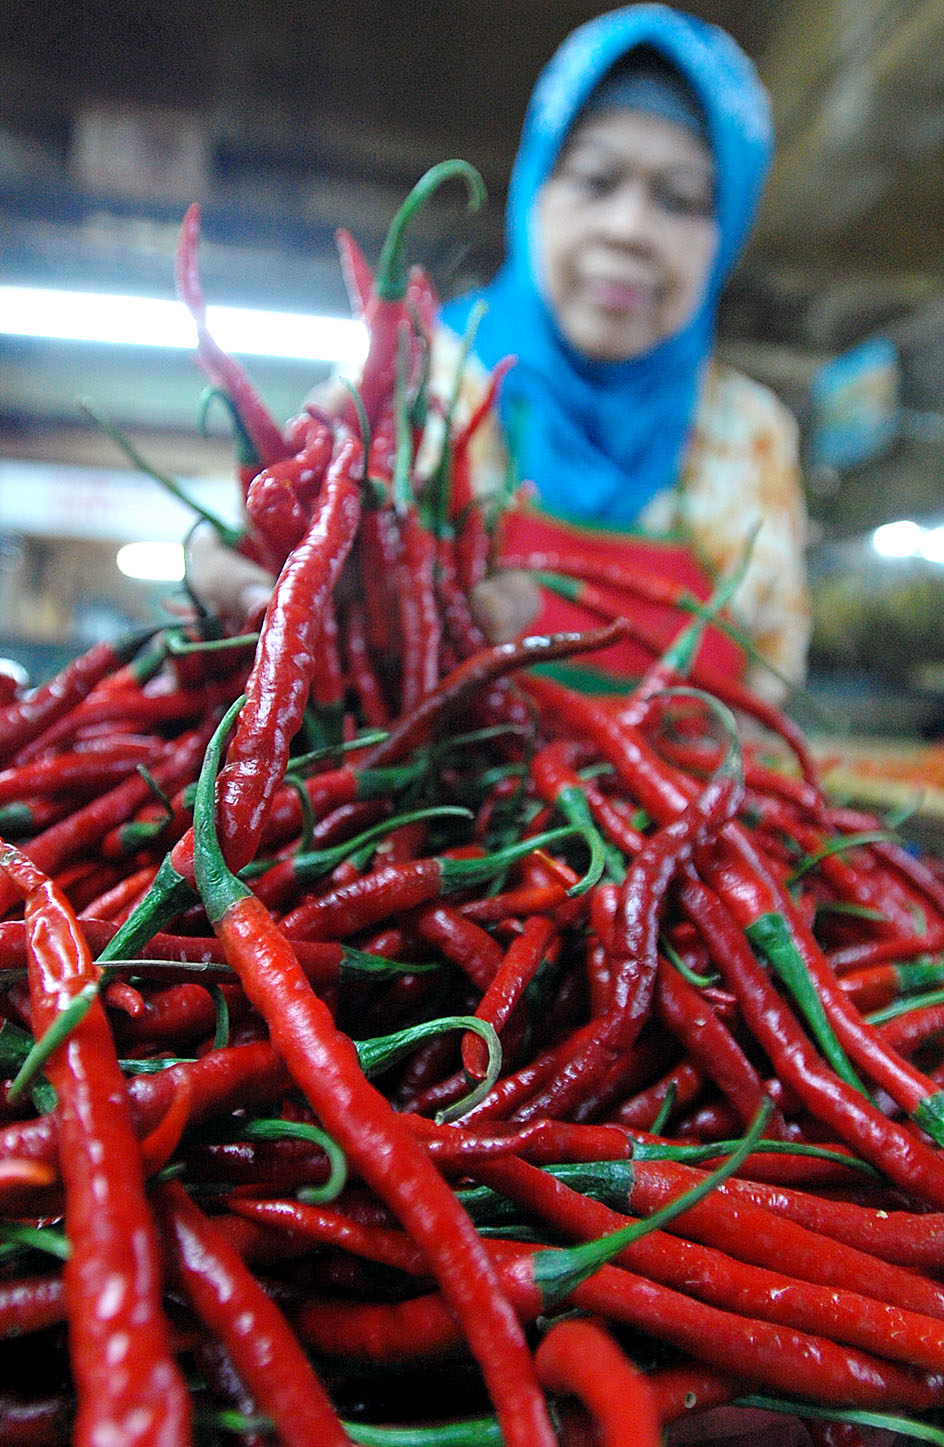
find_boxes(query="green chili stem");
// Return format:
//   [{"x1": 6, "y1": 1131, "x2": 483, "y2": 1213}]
[
  {"x1": 7, "y1": 980, "x2": 100, "y2": 1103},
  {"x1": 734, "y1": 1395, "x2": 944, "y2": 1445},
  {"x1": 354, "y1": 1015, "x2": 502, "y2": 1124},
  {"x1": 80, "y1": 397, "x2": 243, "y2": 547},
  {"x1": 0, "y1": 1222, "x2": 71, "y2": 1261},
  {"x1": 746, "y1": 912, "x2": 866, "y2": 1093},
  {"x1": 532, "y1": 1099, "x2": 773, "y2": 1306},
  {"x1": 237, "y1": 1118, "x2": 347, "y2": 1204},
  {"x1": 375, "y1": 160, "x2": 486, "y2": 302}
]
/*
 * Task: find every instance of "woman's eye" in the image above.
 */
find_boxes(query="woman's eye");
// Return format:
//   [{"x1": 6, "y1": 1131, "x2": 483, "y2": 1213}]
[
  {"x1": 559, "y1": 164, "x2": 617, "y2": 197},
  {"x1": 656, "y1": 180, "x2": 714, "y2": 218}
]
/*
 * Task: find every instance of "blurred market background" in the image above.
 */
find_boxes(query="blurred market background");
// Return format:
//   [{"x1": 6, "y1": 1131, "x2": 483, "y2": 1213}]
[{"x1": 1, "y1": 0, "x2": 943, "y2": 742}]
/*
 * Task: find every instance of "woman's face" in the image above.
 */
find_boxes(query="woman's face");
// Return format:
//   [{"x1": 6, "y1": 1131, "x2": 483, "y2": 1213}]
[{"x1": 535, "y1": 107, "x2": 719, "y2": 362}]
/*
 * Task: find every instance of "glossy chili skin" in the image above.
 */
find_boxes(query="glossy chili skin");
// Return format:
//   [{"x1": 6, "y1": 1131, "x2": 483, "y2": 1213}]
[
  {"x1": 534, "y1": 1317, "x2": 662, "y2": 1447},
  {"x1": 0, "y1": 845, "x2": 190, "y2": 1447},
  {"x1": 295, "y1": 1235, "x2": 944, "y2": 1411},
  {"x1": 175, "y1": 203, "x2": 287, "y2": 466},
  {"x1": 469, "y1": 1154, "x2": 944, "y2": 1375},
  {"x1": 0, "y1": 720, "x2": 212, "y2": 946},
  {"x1": 210, "y1": 915, "x2": 557, "y2": 1447},
  {"x1": 347, "y1": 161, "x2": 482, "y2": 430},
  {"x1": 395, "y1": 506, "x2": 441, "y2": 712},
  {"x1": 363, "y1": 620, "x2": 628, "y2": 771},
  {"x1": 654, "y1": 954, "x2": 779, "y2": 1133},
  {"x1": 679, "y1": 872, "x2": 944, "y2": 1209},
  {"x1": 0, "y1": 630, "x2": 149, "y2": 768},
  {"x1": 518, "y1": 769, "x2": 740, "y2": 1123},
  {"x1": 191, "y1": 711, "x2": 557, "y2": 1447},
  {"x1": 212, "y1": 432, "x2": 364, "y2": 872},
  {"x1": 155, "y1": 1178, "x2": 348, "y2": 1447},
  {"x1": 525, "y1": 673, "x2": 944, "y2": 1206}
]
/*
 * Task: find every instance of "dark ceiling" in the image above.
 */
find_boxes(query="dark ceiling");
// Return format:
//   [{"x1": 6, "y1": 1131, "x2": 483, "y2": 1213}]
[{"x1": 1, "y1": 0, "x2": 943, "y2": 523}]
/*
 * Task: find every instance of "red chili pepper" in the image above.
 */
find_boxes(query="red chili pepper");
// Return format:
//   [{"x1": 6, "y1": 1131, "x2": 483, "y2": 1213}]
[
  {"x1": 0, "y1": 739, "x2": 158, "y2": 806},
  {"x1": 0, "y1": 629, "x2": 151, "y2": 768},
  {"x1": 0, "y1": 722, "x2": 213, "y2": 924},
  {"x1": 414, "y1": 901, "x2": 505, "y2": 992},
  {"x1": 396, "y1": 507, "x2": 441, "y2": 712},
  {"x1": 705, "y1": 1170, "x2": 944, "y2": 1273},
  {"x1": 175, "y1": 203, "x2": 287, "y2": 466},
  {"x1": 461, "y1": 914, "x2": 557, "y2": 1079},
  {"x1": 363, "y1": 620, "x2": 627, "y2": 773},
  {"x1": 342, "y1": 600, "x2": 391, "y2": 727},
  {"x1": 335, "y1": 226, "x2": 374, "y2": 317},
  {"x1": 679, "y1": 872, "x2": 944, "y2": 1208},
  {"x1": 295, "y1": 1231, "x2": 942, "y2": 1410},
  {"x1": 646, "y1": 1360, "x2": 743, "y2": 1426},
  {"x1": 155, "y1": 1178, "x2": 349, "y2": 1447},
  {"x1": 229, "y1": 1195, "x2": 426, "y2": 1276},
  {"x1": 534, "y1": 1317, "x2": 663, "y2": 1447},
  {"x1": 654, "y1": 955, "x2": 783, "y2": 1133},
  {"x1": 518, "y1": 766, "x2": 741, "y2": 1123},
  {"x1": 278, "y1": 824, "x2": 582, "y2": 942},
  {"x1": 213, "y1": 431, "x2": 364, "y2": 869},
  {"x1": 0, "y1": 1270, "x2": 65, "y2": 1338},
  {"x1": 190, "y1": 702, "x2": 557, "y2": 1447},
  {"x1": 0, "y1": 843, "x2": 191, "y2": 1447},
  {"x1": 612, "y1": 1056, "x2": 706, "y2": 1130},
  {"x1": 470, "y1": 1152, "x2": 944, "y2": 1376},
  {"x1": 449, "y1": 355, "x2": 516, "y2": 520},
  {"x1": 347, "y1": 161, "x2": 485, "y2": 429}
]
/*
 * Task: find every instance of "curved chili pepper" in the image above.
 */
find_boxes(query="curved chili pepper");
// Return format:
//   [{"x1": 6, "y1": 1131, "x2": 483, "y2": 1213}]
[
  {"x1": 190, "y1": 701, "x2": 557, "y2": 1447},
  {"x1": 214, "y1": 430, "x2": 365, "y2": 868},
  {"x1": 679, "y1": 872, "x2": 944, "y2": 1209},
  {"x1": 98, "y1": 440, "x2": 366, "y2": 960},
  {"x1": 518, "y1": 766, "x2": 741, "y2": 1123},
  {"x1": 461, "y1": 915, "x2": 557, "y2": 1080},
  {"x1": 279, "y1": 824, "x2": 585, "y2": 941},
  {"x1": 155, "y1": 1178, "x2": 348, "y2": 1447},
  {"x1": 534, "y1": 1317, "x2": 662, "y2": 1447},
  {"x1": 363, "y1": 620, "x2": 627, "y2": 772},
  {"x1": 0, "y1": 843, "x2": 191, "y2": 1447},
  {"x1": 175, "y1": 203, "x2": 287, "y2": 466},
  {"x1": 0, "y1": 629, "x2": 151, "y2": 768},
  {"x1": 349, "y1": 160, "x2": 485, "y2": 428}
]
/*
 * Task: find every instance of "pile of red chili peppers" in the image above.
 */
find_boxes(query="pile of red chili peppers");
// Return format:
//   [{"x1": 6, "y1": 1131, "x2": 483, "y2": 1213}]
[{"x1": 4, "y1": 163, "x2": 944, "y2": 1447}]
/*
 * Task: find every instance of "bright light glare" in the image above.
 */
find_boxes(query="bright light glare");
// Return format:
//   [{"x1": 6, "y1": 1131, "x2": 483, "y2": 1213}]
[
  {"x1": 871, "y1": 520, "x2": 924, "y2": 558},
  {"x1": 116, "y1": 541, "x2": 186, "y2": 582},
  {"x1": 0, "y1": 285, "x2": 368, "y2": 366},
  {"x1": 920, "y1": 526, "x2": 944, "y2": 565}
]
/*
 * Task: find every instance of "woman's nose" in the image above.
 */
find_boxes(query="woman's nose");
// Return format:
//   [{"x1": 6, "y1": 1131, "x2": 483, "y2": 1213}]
[{"x1": 597, "y1": 179, "x2": 659, "y2": 247}]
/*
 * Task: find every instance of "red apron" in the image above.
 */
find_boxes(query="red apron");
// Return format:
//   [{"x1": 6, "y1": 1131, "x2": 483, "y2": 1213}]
[{"x1": 498, "y1": 505, "x2": 745, "y2": 689}]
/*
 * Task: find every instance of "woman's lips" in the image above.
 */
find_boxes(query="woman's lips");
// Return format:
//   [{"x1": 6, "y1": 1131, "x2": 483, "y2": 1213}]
[{"x1": 586, "y1": 278, "x2": 655, "y2": 313}]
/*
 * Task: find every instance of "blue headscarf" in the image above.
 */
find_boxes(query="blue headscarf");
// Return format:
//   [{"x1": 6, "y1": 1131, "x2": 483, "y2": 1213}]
[{"x1": 441, "y1": 5, "x2": 774, "y2": 524}]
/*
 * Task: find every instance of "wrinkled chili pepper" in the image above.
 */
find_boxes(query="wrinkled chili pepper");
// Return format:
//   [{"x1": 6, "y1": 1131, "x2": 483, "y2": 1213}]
[{"x1": 0, "y1": 843, "x2": 191, "y2": 1447}]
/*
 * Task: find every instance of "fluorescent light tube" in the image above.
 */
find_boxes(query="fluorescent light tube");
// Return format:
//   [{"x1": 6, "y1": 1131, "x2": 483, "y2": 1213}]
[{"x1": 0, "y1": 285, "x2": 368, "y2": 366}]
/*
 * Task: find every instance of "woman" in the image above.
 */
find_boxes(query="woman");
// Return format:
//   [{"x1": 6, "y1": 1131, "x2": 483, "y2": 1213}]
[
  {"x1": 435, "y1": 4, "x2": 810, "y2": 700},
  {"x1": 189, "y1": 5, "x2": 809, "y2": 704}
]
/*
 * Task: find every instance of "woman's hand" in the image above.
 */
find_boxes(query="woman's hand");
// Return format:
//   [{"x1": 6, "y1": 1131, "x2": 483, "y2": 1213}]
[
  {"x1": 185, "y1": 523, "x2": 274, "y2": 630},
  {"x1": 186, "y1": 515, "x2": 542, "y2": 648},
  {"x1": 469, "y1": 568, "x2": 542, "y2": 644}
]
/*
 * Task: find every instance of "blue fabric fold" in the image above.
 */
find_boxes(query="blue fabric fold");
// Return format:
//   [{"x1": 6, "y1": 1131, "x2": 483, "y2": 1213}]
[{"x1": 441, "y1": 4, "x2": 773, "y2": 525}]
